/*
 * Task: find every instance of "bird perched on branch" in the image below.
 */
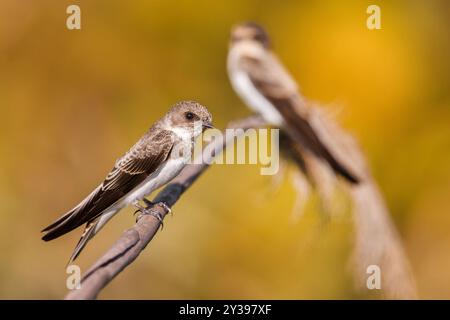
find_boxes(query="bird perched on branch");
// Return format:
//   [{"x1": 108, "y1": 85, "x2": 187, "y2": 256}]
[
  {"x1": 227, "y1": 22, "x2": 360, "y2": 184},
  {"x1": 41, "y1": 101, "x2": 213, "y2": 263}
]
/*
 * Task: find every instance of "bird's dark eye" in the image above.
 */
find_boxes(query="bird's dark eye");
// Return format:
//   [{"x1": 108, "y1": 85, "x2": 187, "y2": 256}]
[{"x1": 185, "y1": 112, "x2": 194, "y2": 120}]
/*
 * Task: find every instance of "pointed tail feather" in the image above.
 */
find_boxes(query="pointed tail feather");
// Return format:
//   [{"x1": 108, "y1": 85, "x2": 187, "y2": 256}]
[
  {"x1": 42, "y1": 211, "x2": 82, "y2": 241},
  {"x1": 41, "y1": 185, "x2": 104, "y2": 241},
  {"x1": 41, "y1": 208, "x2": 76, "y2": 233},
  {"x1": 322, "y1": 150, "x2": 360, "y2": 184},
  {"x1": 41, "y1": 209, "x2": 87, "y2": 241},
  {"x1": 68, "y1": 221, "x2": 98, "y2": 264},
  {"x1": 67, "y1": 208, "x2": 119, "y2": 263}
]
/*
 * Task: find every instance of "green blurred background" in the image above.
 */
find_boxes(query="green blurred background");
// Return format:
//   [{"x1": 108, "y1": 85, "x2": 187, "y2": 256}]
[{"x1": 0, "y1": 0, "x2": 449, "y2": 299}]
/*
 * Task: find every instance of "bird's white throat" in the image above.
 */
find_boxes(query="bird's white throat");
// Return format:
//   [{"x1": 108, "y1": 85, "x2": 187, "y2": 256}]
[{"x1": 166, "y1": 123, "x2": 204, "y2": 143}]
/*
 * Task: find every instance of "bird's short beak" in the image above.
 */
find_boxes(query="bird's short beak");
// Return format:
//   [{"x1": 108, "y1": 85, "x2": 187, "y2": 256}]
[{"x1": 202, "y1": 123, "x2": 214, "y2": 130}]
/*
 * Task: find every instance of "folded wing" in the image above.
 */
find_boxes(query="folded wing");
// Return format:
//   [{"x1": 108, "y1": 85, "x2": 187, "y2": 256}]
[
  {"x1": 41, "y1": 130, "x2": 175, "y2": 241},
  {"x1": 239, "y1": 53, "x2": 360, "y2": 183}
]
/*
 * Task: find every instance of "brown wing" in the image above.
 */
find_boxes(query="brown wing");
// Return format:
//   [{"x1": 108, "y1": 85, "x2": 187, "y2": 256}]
[
  {"x1": 239, "y1": 53, "x2": 360, "y2": 183},
  {"x1": 41, "y1": 130, "x2": 175, "y2": 241}
]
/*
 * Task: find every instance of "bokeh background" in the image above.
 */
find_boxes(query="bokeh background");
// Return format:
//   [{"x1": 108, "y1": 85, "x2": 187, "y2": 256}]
[{"x1": 0, "y1": 0, "x2": 449, "y2": 299}]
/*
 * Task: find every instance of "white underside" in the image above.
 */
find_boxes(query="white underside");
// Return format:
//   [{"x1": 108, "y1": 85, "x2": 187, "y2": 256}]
[
  {"x1": 94, "y1": 157, "x2": 187, "y2": 233},
  {"x1": 126, "y1": 158, "x2": 186, "y2": 205}
]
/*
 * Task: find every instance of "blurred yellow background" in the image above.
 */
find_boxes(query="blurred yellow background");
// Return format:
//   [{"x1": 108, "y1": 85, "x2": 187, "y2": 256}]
[{"x1": 0, "y1": 0, "x2": 449, "y2": 299}]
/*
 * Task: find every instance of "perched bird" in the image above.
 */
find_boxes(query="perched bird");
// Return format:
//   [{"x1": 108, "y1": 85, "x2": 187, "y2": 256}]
[
  {"x1": 42, "y1": 101, "x2": 213, "y2": 263},
  {"x1": 227, "y1": 22, "x2": 359, "y2": 183}
]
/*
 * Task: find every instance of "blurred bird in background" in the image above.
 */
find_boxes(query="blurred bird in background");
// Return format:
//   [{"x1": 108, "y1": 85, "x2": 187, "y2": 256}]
[{"x1": 227, "y1": 22, "x2": 360, "y2": 185}]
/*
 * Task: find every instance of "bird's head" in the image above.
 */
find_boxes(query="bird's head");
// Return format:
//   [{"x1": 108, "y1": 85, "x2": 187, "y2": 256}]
[
  {"x1": 230, "y1": 22, "x2": 271, "y2": 49},
  {"x1": 165, "y1": 101, "x2": 213, "y2": 138}
]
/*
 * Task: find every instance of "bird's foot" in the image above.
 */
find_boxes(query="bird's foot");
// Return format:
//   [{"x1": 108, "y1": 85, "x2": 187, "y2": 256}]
[
  {"x1": 133, "y1": 199, "x2": 172, "y2": 230},
  {"x1": 133, "y1": 200, "x2": 163, "y2": 229},
  {"x1": 134, "y1": 207, "x2": 164, "y2": 230},
  {"x1": 158, "y1": 201, "x2": 172, "y2": 215},
  {"x1": 143, "y1": 198, "x2": 172, "y2": 215}
]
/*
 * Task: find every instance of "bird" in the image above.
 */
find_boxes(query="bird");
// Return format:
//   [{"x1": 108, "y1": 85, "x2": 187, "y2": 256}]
[
  {"x1": 41, "y1": 100, "x2": 213, "y2": 263},
  {"x1": 227, "y1": 22, "x2": 360, "y2": 184}
]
